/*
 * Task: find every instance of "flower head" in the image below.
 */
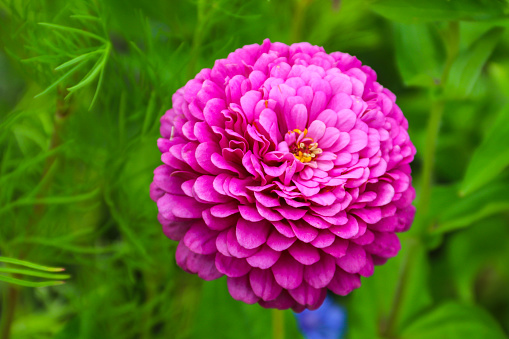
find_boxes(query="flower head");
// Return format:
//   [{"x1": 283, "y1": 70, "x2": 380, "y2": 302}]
[{"x1": 150, "y1": 39, "x2": 416, "y2": 311}]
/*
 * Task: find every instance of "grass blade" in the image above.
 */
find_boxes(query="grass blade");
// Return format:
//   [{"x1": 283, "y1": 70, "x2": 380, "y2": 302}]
[
  {"x1": 0, "y1": 275, "x2": 65, "y2": 288},
  {"x1": 0, "y1": 256, "x2": 65, "y2": 272},
  {"x1": 0, "y1": 267, "x2": 70, "y2": 280}
]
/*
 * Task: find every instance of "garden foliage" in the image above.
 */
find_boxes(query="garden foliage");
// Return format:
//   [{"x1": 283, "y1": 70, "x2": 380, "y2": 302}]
[{"x1": 1, "y1": 0, "x2": 509, "y2": 338}]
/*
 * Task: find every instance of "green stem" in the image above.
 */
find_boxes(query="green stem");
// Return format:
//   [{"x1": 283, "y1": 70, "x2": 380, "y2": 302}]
[
  {"x1": 272, "y1": 309, "x2": 285, "y2": 339},
  {"x1": 381, "y1": 237, "x2": 420, "y2": 337},
  {"x1": 0, "y1": 285, "x2": 19, "y2": 339},
  {"x1": 382, "y1": 21, "x2": 460, "y2": 338},
  {"x1": 290, "y1": 0, "x2": 313, "y2": 43},
  {"x1": 417, "y1": 100, "x2": 445, "y2": 222}
]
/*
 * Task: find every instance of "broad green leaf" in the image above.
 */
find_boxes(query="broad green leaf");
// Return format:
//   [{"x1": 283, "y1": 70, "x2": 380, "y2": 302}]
[
  {"x1": 460, "y1": 104, "x2": 509, "y2": 195},
  {"x1": 446, "y1": 217, "x2": 509, "y2": 303},
  {"x1": 393, "y1": 22, "x2": 443, "y2": 87},
  {"x1": 429, "y1": 181, "x2": 509, "y2": 234},
  {"x1": 401, "y1": 302, "x2": 507, "y2": 339},
  {"x1": 370, "y1": 0, "x2": 509, "y2": 23},
  {"x1": 445, "y1": 27, "x2": 504, "y2": 99}
]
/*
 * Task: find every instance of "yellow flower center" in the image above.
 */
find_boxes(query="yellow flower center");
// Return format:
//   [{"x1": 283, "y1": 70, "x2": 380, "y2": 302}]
[{"x1": 289, "y1": 128, "x2": 323, "y2": 163}]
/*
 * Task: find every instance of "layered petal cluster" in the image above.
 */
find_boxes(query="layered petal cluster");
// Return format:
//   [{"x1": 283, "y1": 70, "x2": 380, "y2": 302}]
[{"x1": 150, "y1": 39, "x2": 416, "y2": 311}]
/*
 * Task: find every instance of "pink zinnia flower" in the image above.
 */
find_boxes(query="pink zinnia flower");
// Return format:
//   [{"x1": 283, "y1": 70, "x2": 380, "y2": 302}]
[{"x1": 150, "y1": 39, "x2": 416, "y2": 312}]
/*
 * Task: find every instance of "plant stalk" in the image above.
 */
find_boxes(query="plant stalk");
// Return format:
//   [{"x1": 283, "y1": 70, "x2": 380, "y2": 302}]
[{"x1": 272, "y1": 309, "x2": 285, "y2": 339}]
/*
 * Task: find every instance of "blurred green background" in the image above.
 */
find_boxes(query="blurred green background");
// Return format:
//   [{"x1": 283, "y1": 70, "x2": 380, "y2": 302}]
[{"x1": 1, "y1": 0, "x2": 509, "y2": 338}]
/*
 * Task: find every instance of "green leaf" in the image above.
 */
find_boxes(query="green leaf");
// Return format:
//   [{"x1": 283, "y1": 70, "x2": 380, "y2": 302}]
[
  {"x1": 370, "y1": 0, "x2": 509, "y2": 23},
  {"x1": 38, "y1": 22, "x2": 107, "y2": 43},
  {"x1": 445, "y1": 27, "x2": 504, "y2": 99},
  {"x1": 460, "y1": 104, "x2": 509, "y2": 195},
  {"x1": 0, "y1": 256, "x2": 65, "y2": 272},
  {"x1": 34, "y1": 61, "x2": 88, "y2": 98},
  {"x1": 0, "y1": 267, "x2": 70, "y2": 280},
  {"x1": 429, "y1": 181, "x2": 509, "y2": 234},
  {"x1": 0, "y1": 275, "x2": 65, "y2": 288},
  {"x1": 393, "y1": 22, "x2": 443, "y2": 87},
  {"x1": 55, "y1": 49, "x2": 103, "y2": 71},
  {"x1": 67, "y1": 45, "x2": 109, "y2": 92},
  {"x1": 401, "y1": 302, "x2": 507, "y2": 339}
]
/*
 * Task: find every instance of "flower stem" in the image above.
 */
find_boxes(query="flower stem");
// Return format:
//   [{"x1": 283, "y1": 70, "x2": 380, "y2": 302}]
[
  {"x1": 272, "y1": 309, "x2": 285, "y2": 339},
  {"x1": 382, "y1": 21, "x2": 460, "y2": 338},
  {"x1": 290, "y1": 0, "x2": 313, "y2": 43},
  {"x1": 0, "y1": 285, "x2": 19, "y2": 339}
]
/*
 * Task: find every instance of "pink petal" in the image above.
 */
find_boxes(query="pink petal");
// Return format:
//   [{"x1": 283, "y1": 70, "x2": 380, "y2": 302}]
[
  {"x1": 227, "y1": 228, "x2": 259, "y2": 258},
  {"x1": 153, "y1": 165, "x2": 184, "y2": 194},
  {"x1": 329, "y1": 215, "x2": 359, "y2": 239},
  {"x1": 227, "y1": 275, "x2": 259, "y2": 304},
  {"x1": 259, "y1": 290, "x2": 296, "y2": 310},
  {"x1": 289, "y1": 220, "x2": 319, "y2": 243},
  {"x1": 336, "y1": 109, "x2": 356, "y2": 132},
  {"x1": 327, "y1": 268, "x2": 361, "y2": 296},
  {"x1": 238, "y1": 205, "x2": 264, "y2": 222},
  {"x1": 236, "y1": 219, "x2": 270, "y2": 249},
  {"x1": 288, "y1": 242, "x2": 320, "y2": 265},
  {"x1": 249, "y1": 268, "x2": 283, "y2": 301},
  {"x1": 287, "y1": 103, "x2": 308, "y2": 131},
  {"x1": 288, "y1": 282, "x2": 327, "y2": 309},
  {"x1": 322, "y1": 238, "x2": 348, "y2": 258},
  {"x1": 359, "y1": 253, "x2": 374, "y2": 277},
  {"x1": 215, "y1": 253, "x2": 252, "y2": 277},
  {"x1": 364, "y1": 231, "x2": 401, "y2": 258},
  {"x1": 351, "y1": 207, "x2": 382, "y2": 224},
  {"x1": 271, "y1": 253, "x2": 304, "y2": 289},
  {"x1": 306, "y1": 120, "x2": 326, "y2": 140},
  {"x1": 202, "y1": 209, "x2": 236, "y2": 231},
  {"x1": 246, "y1": 245, "x2": 281, "y2": 269},
  {"x1": 274, "y1": 206, "x2": 307, "y2": 220},
  {"x1": 316, "y1": 109, "x2": 337, "y2": 127},
  {"x1": 240, "y1": 90, "x2": 262, "y2": 122},
  {"x1": 304, "y1": 253, "x2": 336, "y2": 288},
  {"x1": 302, "y1": 214, "x2": 331, "y2": 230},
  {"x1": 195, "y1": 142, "x2": 222, "y2": 175},
  {"x1": 203, "y1": 98, "x2": 226, "y2": 127},
  {"x1": 336, "y1": 242, "x2": 366, "y2": 274},
  {"x1": 254, "y1": 191, "x2": 281, "y2": 208},
  {"x1": 345, "y1": 129, "x2": 368, "y2": 153},
  {"x1": 367, "y1": 182, "x2": 395, "y2": 207},
  {"x1": 310, "y1": 230, "x2": 336, "y2": 248},
  {"x1": 309, "y1": 91, "x2": 327, "y2": 122},
  {"x1": 210, "y1": 202, "x2": 239, "y2": 218},
  {"x1": 266, "y1": 229, "x2": 297, "y2": 251},
  {"x1": 175, "y1": 242, "x2": 222, "y2": 281},
  {"x1": 158, "y1": 193, "x2": 207, "y2": 219},
  {"x1": 193, "y1": 175, "x2": 231, "y2": 203},
  {"x1": 183, "y1": 221, "x2": 218, "y2": 255},
  {"x1": 318, "y1": 127, "x2": 340, "y2": 149}
]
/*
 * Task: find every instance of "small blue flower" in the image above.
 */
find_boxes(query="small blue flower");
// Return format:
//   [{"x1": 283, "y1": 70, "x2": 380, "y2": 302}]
[{"x1": 294, "y1": 295, "x2": 347, "y2": 339}]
